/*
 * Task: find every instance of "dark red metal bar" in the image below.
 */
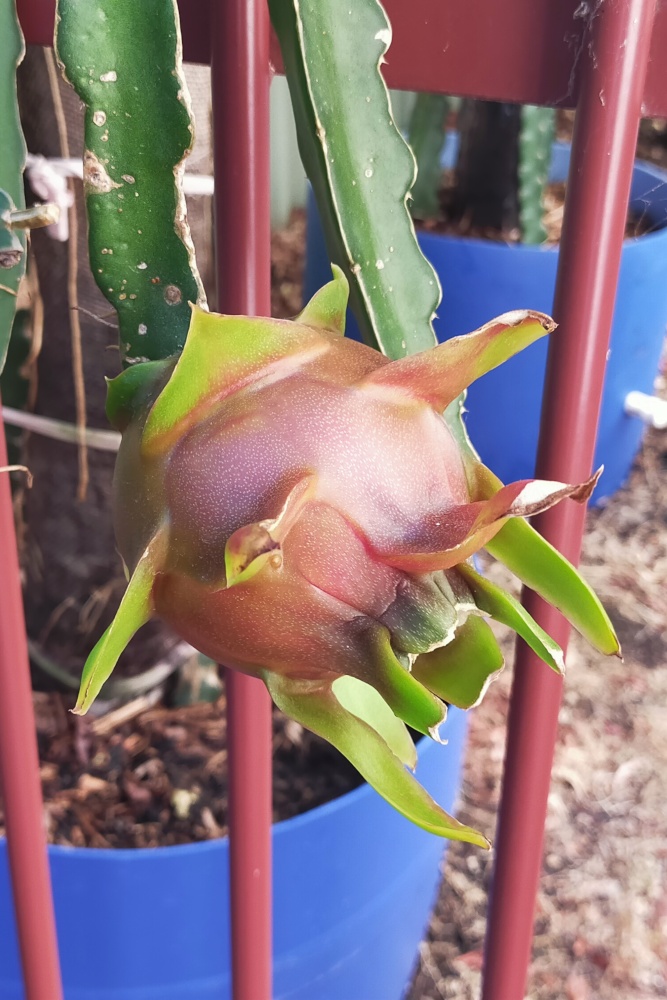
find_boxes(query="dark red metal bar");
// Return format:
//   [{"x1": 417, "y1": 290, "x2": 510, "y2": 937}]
[
  {"x1": 482, "y1": 2, "x2": 658, "y2": 998},
  {"x1": 0, "y1": 407, "x2": 64, "y2": 1000},
  {"x1": 210, "y1": 2, "x2": 273, "y2": 999},
  {"x1": 17, "y1": 0, "x2": 667, "y2": 117}
]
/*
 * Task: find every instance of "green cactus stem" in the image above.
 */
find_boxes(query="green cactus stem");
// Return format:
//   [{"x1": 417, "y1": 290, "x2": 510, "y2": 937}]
[
  {"x1": 55, "y1": 0, "x2": 205, "y2": 364},
  {"x1": 0, "y1": 293, "x2": 31, "y2": 468},
  {"x1": 270, "y1": 0, "x2": 439, "y2": 360},
  {"x1": 518, "y1": 105, "x2": 556, "y2": 245},
  {"x1": 0, "y1": 0, "x2": 27, "y2": 370},
  {"x1": 0, "y1": 192, "x2": 23, "y2": 270},
  {"x1": 450, "y1": 100, "x2": 522, "y2": 233},
  {"x1": 407, "y1": 93, "x2": 450, "y2": 220}
]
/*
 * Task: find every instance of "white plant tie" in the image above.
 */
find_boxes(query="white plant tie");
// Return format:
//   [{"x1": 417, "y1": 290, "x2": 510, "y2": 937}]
[
  {"x1": 2, "y1": 405, "x2": 121, "y2": 451},
  {"x1": 24, "y1": 154, "x2": 74, "y2": 241}
]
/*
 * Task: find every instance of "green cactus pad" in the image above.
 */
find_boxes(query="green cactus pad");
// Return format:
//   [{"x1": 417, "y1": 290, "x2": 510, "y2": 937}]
[
  {"x1": 55, "y1": 0, "x2": 204, "y2": 363},
  {"x1": 0, "y1": 0, "x2": 27, "y2": 372},
  {"x1": 519, "y1": 105, "x2": 556, "y2": 245},
  {"x1": 407, "y1": 93, "x2": 451, "y2": 221},
  {"x1": 271, "y1": 0, "x2": 439, "y2": 360},
  {"x1": 0, "y1": 191, "x2": 24, "y2": 269}
]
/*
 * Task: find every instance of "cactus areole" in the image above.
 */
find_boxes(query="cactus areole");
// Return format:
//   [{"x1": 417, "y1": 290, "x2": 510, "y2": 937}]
[{"x1": 76, "y1": 267, "x2": 619, "y2": 843}]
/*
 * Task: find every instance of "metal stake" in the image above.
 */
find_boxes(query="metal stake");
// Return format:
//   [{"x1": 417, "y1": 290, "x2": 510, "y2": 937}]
[
  {"x1": 482, "y1": 2, "x2": 659, "y2": 996},
  {"x1": 0, "y1": 406, "x2": 63, "y2": 1000},
  {"x1": 211, "y1": 2, "x2": 273, "y2": 998}
]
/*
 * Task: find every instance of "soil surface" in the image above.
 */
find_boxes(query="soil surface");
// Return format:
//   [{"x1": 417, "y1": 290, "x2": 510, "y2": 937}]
[
  {"x1": 418, "y1": 108, "x2": 661, "y2": 245},
  {"x1": 3, "y1": 200, "x2": 666, "y2": 999},
  {"x1": 0, "y1": 694, "x2": 361, "y2": 849},
  {"x1": 419, "y1": 178, "x2": 653, "y2": 245}
]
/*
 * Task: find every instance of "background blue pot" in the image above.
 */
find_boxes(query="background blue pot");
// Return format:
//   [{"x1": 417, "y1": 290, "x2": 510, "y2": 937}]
[
  {"x1": 305, "y1": 142, "x2": 667, "y2": 501},
  {"x1": 0, "y1": 708, "x2": 467, "y2": 1000}
]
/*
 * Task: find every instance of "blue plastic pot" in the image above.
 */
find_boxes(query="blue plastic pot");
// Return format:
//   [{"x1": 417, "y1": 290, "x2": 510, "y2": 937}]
[
  {"x1": 305, "y1": 142, "x2": 667, "y2": 501},
  {"x1": 0, "y1": 708, "x2": 466, "y2": 999}
]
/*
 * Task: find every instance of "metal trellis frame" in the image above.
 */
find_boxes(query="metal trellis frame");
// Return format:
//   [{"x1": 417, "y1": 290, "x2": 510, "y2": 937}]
[
  {"x1": 211, "y1": 2, "x2": 274, "y2": 998},
  {"x1": 2, "y1": 1, "x2": 665, "y2": 998}
]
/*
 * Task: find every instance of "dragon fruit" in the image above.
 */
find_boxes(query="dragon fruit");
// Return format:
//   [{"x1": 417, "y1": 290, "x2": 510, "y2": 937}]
[{"x1": 75, "y1": 266, "x2": 618, "y2": 843}]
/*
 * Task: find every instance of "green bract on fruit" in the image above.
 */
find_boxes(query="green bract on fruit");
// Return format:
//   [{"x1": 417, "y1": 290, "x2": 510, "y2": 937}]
[{"x1": 76, "y1": 266, "x2": 619, "y2": 844}]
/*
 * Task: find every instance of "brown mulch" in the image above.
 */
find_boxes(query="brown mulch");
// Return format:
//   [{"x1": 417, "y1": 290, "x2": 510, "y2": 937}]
[
  {"x1": 0, "y1": 695, "x2": 360, "y2": 849},
  {"x1": 271, "y1": 208, "x2": 307, "y2": 319}
]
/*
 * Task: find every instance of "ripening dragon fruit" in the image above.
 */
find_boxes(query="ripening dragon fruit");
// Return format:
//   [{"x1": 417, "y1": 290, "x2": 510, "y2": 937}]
[{"x1": 76, "y1": 266, "x2": 619, "y2": 843}]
